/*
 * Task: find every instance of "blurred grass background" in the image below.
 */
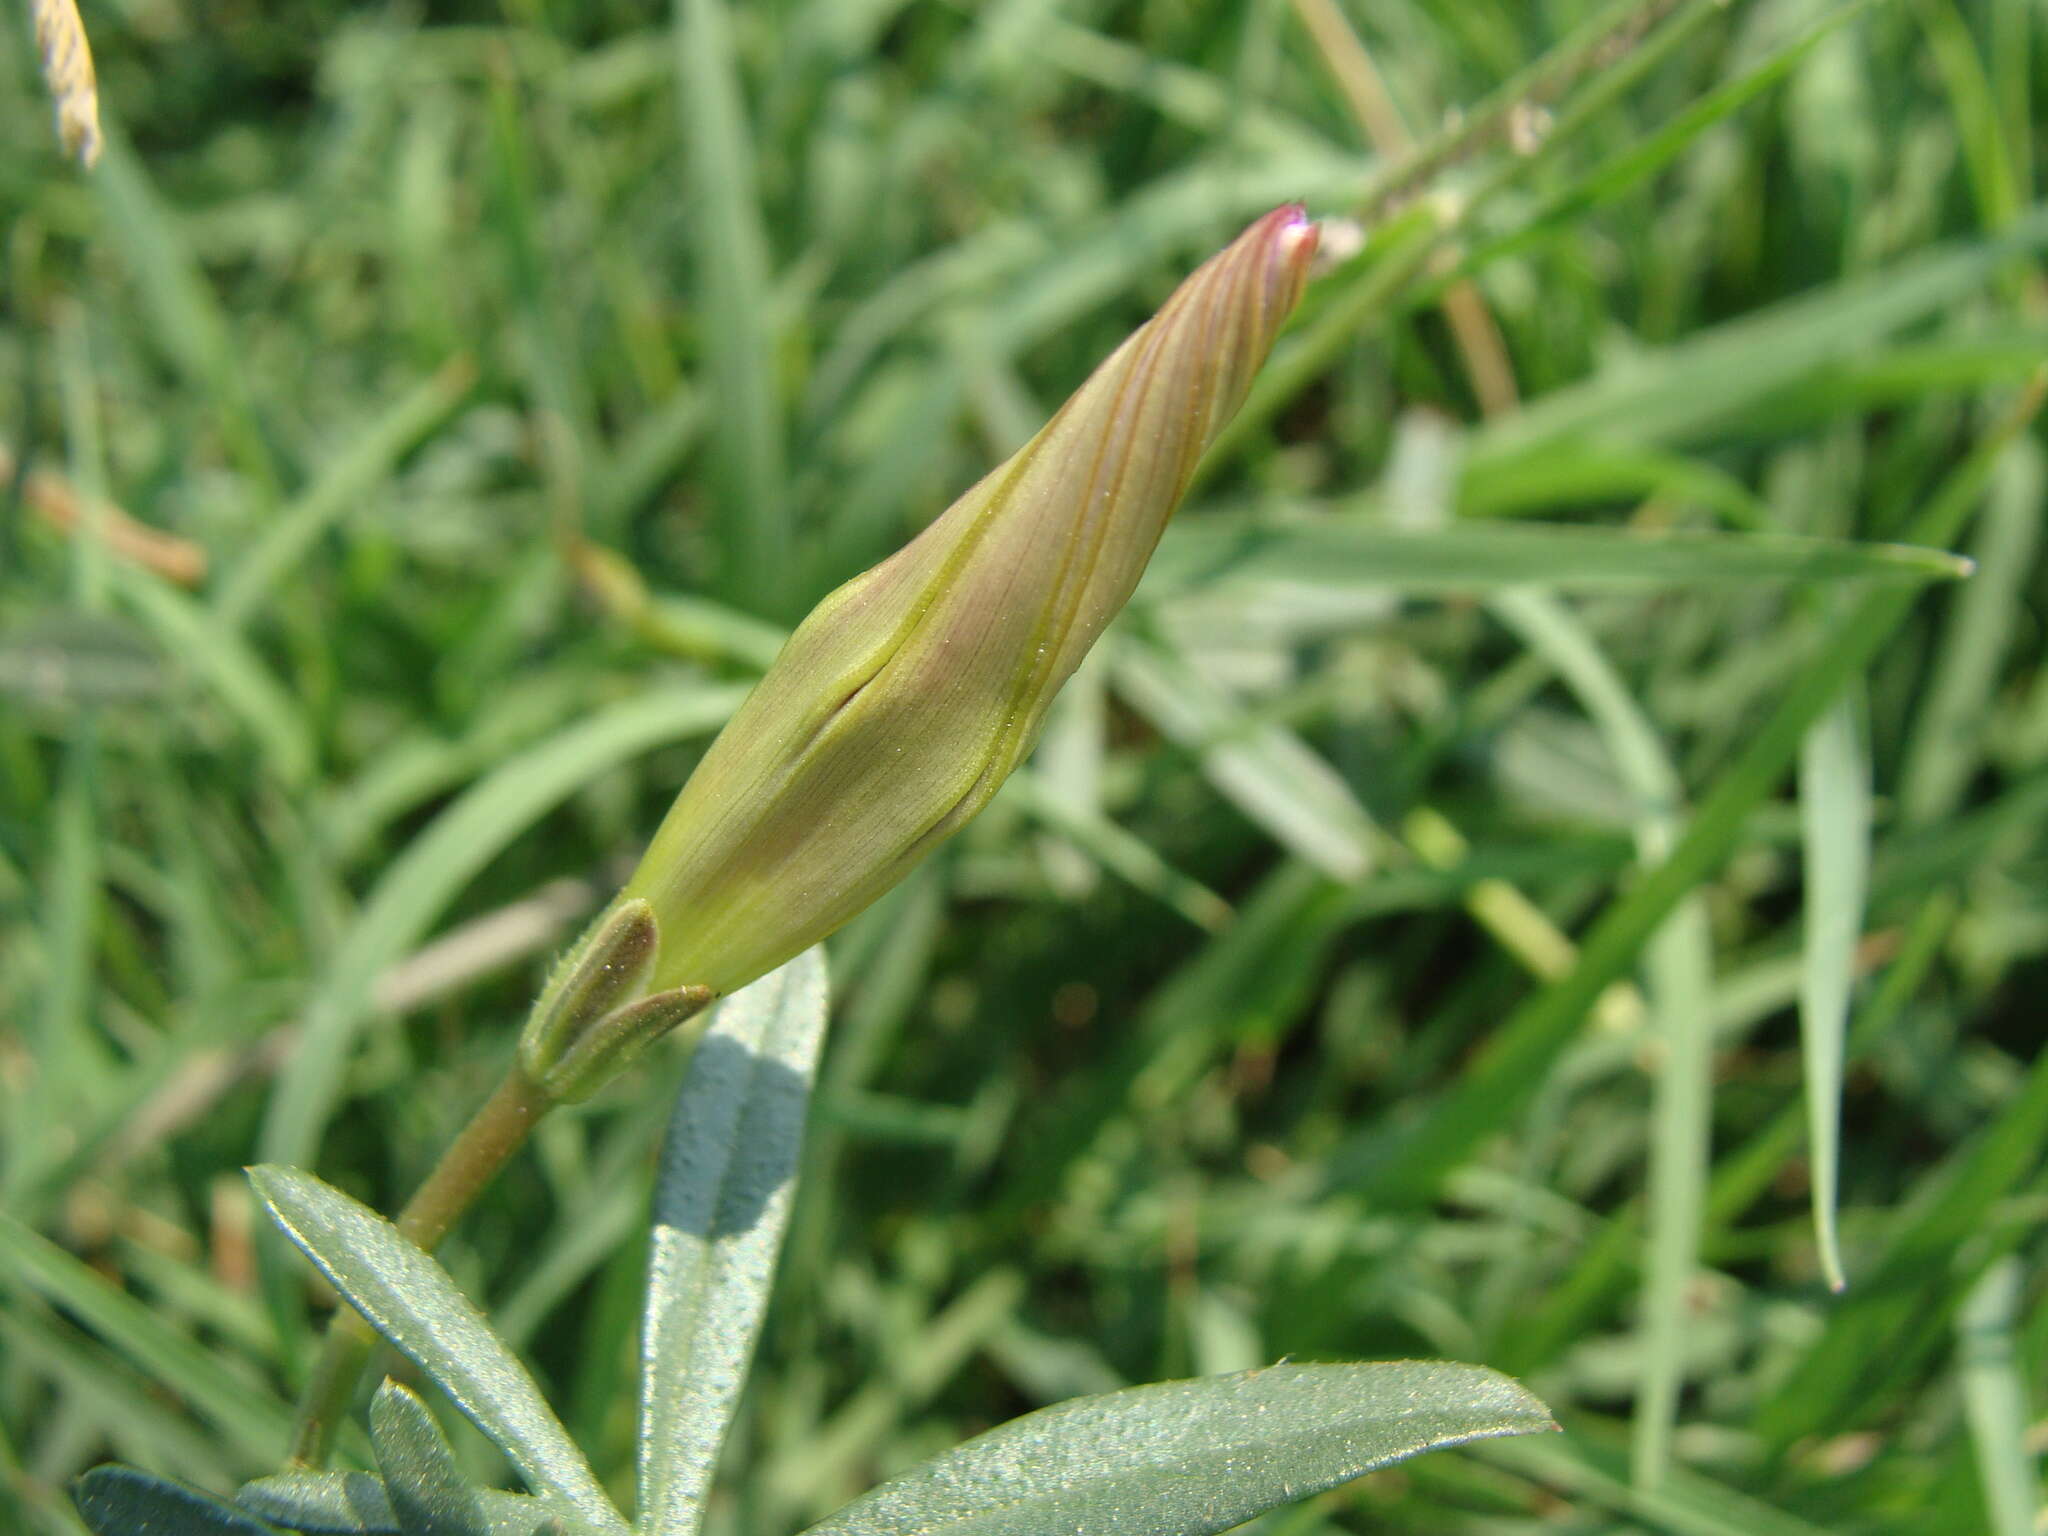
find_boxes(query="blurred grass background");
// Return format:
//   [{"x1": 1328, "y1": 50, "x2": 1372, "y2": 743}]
[{"x1": 2, "y1": 0, "x2": 2046, "y2": 1530}]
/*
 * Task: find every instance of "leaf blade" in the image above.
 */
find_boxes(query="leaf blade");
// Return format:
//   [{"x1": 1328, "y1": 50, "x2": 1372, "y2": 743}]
[
  {"x1": 74, "y1": 1466, "x2": 284, "y2": 1536},
  {"x1": 246, "y1": 1166, "x2": 627, "y2": 1536},
  {"x1": 797, "y1": 1361, "x2": 1552, "y2": 1536},
  {"x1": 1144, "y1": 518, "x2": 1972, "y2": 600},
  {"x1": 638, "y1": 949, "x2": 830, "y2": 1536}
]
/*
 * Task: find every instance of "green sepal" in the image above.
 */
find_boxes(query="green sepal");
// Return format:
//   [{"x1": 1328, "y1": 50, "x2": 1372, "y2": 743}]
[
  {"x1": 537, "y1": 985, "x2": 716, "y2": 1105},
  {"x1": 516, "y1": 900, "x2": 660, "y2": 1086}
]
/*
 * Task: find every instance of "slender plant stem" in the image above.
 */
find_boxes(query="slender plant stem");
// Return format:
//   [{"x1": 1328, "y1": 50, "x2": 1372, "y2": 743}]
[
  {"x1": 1288, "y1": 0, "x2": 1520, "y2": 417},
  {"x1": 285, "y1": 1065, "x2": 555, "y2": 1468}
]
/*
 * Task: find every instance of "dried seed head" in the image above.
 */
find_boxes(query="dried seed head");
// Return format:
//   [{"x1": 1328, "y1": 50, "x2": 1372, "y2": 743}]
[{"x1": 33, "y1": 0, "x2": 101, "y2": 167}]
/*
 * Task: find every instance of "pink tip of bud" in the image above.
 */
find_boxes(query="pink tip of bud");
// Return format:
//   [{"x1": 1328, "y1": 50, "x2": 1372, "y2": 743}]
[
  {"x1": 1255, "y1": 205, "x2": 1320, "y2": 311},
  {"x1": 1274, "y1": 205, "x2": 1320, "y2": 264}
]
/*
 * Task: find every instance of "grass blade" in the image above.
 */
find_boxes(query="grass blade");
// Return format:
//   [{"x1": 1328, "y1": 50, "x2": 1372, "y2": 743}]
[
  {"x1": 1467, "y1": 207, "x2": 2048, "y2": 471},
  {"x1": 1488, "y1": 590, "x2": 1713, "y2": 1493},
  {"x1": 1796, "y1": 695, "x2": 1870, "y2": 1293},
  {"x1": 1111, "y1": 635, "x2": 1379, "y2": 882},
  {"x1": 1897, "y1": 440, "x2": 2044, "y2": 826},
  {"x1": 1957, "y1": 1259, "x2": 2040, "y2": 1536},
  {"x1": 113, "y1": 567, "x2": 317, "y2": 789},
  {"x1": 88, "y1": 134, "x2": 278, "y2": 497},
  {"x1": 1752, "y1": 1040, "x2": 2048, "y2": 1446},
  {"x1": 0, "y1": 1212, "x2": 290, "y2": 1466},
  {"x1": 676, "y1": 0, "x2": 789, "y2": 616},
  {"x1": 1334, "y1": 378, "x2": 2041, "y2": 1206},
  {"x1": 1144, "y1": 517, "x2": 1972, "y2": 599},
  {"x1": 1486, "y1": 1431, "x2": 1839, "y2": 1536},
  {"x1": 214, "y1": 358, "x2": 476, "y2": 630}
]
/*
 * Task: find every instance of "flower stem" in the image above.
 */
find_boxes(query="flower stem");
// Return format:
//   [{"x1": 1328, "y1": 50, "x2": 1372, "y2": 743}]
[{"x1": 284, "y1": 1065, "x2": 554, "y2": 1468}]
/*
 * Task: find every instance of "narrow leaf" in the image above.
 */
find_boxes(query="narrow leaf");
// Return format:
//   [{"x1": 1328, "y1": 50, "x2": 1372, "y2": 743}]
[
  {"x1": 0, "y1": 1209, "x2": 290, "y2": 1463},
  {"x1": 676, "y1": 0, "x2": 789, "y2": 615},
  {"x1": 370, "y1": 1381, "x2": 492, "y2": 1536},
  {"x1": 639, "y1": 949, "x2": 830, "y2": 1536},
  {"x1": 74, "y1": 1466, "x2": 284, "y2": 1536},
  {"x1": 1796, "y1": 696, "x2": 1870, "y2": 1293},
  {"x1": 236, "y1": 1474, "x2": 603, "y2": 1536},
  {"x1": 1897, "y1": 439, "x2": 2044, "y2": 825},
  {"x1": 797, "y1": 1361, "x2": 1552, "y2": 1536},
  {"x1": 1144, "y1": 517, "x2": 1972, "y2": 599},
  {"x1": 247, "y1": 1167, "x2": 627, "y2": 1536},
  {"x1": 214, "y1": 358, "x2": 475, "y2": 628},
  {"x1": 1467, "y1": 206, "x2": 2048, "y2": 468},
  {"x1": 1957, "y1": 1259, "x2": 2041, "y2": 1536},
  {"x1": 1112, "y1": 636, "x2": 1379, "y2": 882},
  {"x1": 1328, "y1": 362, "x2": 2040, "y2": 1208},
  {"x1": 1486, "y1": 1432, "x2": 1842, "y2": 1536},
  {"x1": 238, "y1": 1472, "x2": 400, "y2": 1535},
  {"x1": 1486, "y1": 589, "x2": 1715, "y2": 1494}
]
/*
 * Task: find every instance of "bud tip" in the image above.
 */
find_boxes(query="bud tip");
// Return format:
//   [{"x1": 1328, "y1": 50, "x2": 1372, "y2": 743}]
[{"x1": 1275, "y1": 205, "x2": 1319, "y2": 259}]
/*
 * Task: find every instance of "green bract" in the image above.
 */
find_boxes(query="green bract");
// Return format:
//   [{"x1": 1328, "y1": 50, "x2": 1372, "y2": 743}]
[{"x1": 623, "y1": 206, "x2": 1319, "y2": 995}]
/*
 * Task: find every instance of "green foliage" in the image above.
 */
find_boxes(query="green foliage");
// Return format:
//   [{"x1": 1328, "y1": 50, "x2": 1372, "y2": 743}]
[
  {"x1": 93, "y1": 961, "x2": 1528, "y2": 1536},
  {"x1": 4, "y1": 0, "x2": 2047, "y2": 1531},
  {"x1": 639, "y1": 951, "x2": 827, "y2": 1536},
  {"x1": 798, "y1": 1362, "x2": 1550, "y2": 1536}
]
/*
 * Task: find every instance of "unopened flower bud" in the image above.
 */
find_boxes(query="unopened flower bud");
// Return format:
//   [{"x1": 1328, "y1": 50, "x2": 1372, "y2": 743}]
[{"x1": 624, "y1": 206, "x2": 1320, "y2": 995}]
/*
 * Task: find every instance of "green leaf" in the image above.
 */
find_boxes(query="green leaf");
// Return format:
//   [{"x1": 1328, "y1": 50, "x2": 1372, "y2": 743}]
[
  {"x1": 1145, "y1": 517, "x2": 1972, "y2": 599},
  {"x1": 213, "y1": 358, "x2": 475, "y2": 629},
  {"x1": 677, "y1": 0, "x2": 789, "y2": 616},
  {"x1": 369, "y1": 1381, "x2": 492, "y2": 1536},
  {"x1": 1485, "y1": 1431, "x2": 1841, "y2": 1536},
  {"x1": 0, "y1": 609, "x2": 165, "y2": 708},
  {"x1": 1485, "y1": 589, "x2": 1715, "y2": 1493},
  {"x1": 1752, "y1": 1039, "x2": 2048, "y2": 1446},
  {"x1": 1111, "y1": 636, "x2": 1380, "y2": 882},
  {"x1": 113, "y1": 568, "x2": 317, "y2": 788},
  {"x1": 246, "y1": 1167, "x2": 627, "y2": 1536},
  {"x1": 1330, "y1": 382, "x2": 2042, "y2": 1209},
  {"x1": 1002, "y1": 769, "x2": 1232, "y2": 932},
  {"x1": 1957, "y1": 1260, "x2": 2040, "y2": 1536},
  {"x1": 1466, "y1": 205, "x2": 2048, "y2": 470},
  {"x1": 74, "y1": 1465, "x2": 285, "y2": 1536},
  {"x1": 639, "y1": 948, "x2": 830, "y2": 1536},
  {"x1": 235, "y1": 1473, "x2": 602, "y2": 1536},
  {"x1": 89, "y1": 134, "x2": 278, "y2": 495},
  {"x1": 0, "y1": 1210, "x2": 291, "y2": 1464},
  {"x1": 1897, "y1": 439, "x2": 2044, "y2": 825},
  {"x1": 796, "y1": 1361, "x2": 1553, "y2": 1536},
  {"x1": 238, "y1": 1471, "x2": 401, "y2": 1534},
  {"x1": 1796, "y1": 695, "x2": 1870, "y2": 1294}
]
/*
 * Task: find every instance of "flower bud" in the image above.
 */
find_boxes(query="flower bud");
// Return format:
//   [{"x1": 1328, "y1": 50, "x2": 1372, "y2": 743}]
[{"x1": 624, "y1": 206, "x2": 1319, "y2": 995}]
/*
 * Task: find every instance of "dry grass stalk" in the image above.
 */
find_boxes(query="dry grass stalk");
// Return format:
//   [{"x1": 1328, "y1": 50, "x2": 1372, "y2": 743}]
[
  {"x1": 1, "y1": 442, "x2": 208, "y2": 585},
  {"x1": 31, "y1": 0, "x2": 103, "y2": 166}
]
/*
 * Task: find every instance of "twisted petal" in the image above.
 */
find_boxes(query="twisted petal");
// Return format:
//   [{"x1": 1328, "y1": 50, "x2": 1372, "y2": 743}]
[{"x1": 627, "y1": 206, "x2": 1318, "y2": 993}]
